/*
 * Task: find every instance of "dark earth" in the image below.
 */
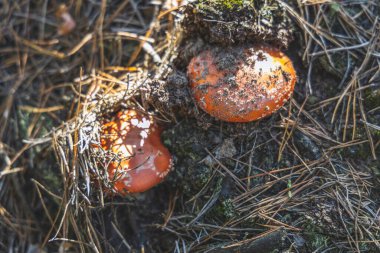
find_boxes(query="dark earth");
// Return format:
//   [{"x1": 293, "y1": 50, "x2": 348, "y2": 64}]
[{"x1": 1, "y1": 0, "x2": 379, "y2": 253}]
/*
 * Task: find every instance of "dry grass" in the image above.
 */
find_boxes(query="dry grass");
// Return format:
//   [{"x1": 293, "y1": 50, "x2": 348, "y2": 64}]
[{"x1": 1, "y1": 0, "x2": 379, "y2": 252}]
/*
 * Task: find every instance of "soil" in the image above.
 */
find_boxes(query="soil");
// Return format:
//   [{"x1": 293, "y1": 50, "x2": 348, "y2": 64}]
[
  {"x1": 142, "y1": 2, "x2": 380, "y2": 252},
  {"x1": 183, "y1": 0, "x2": 293, "y2": 48},
  {"x1": 1, "y1": 1, "x2": 379, "y2": 253},
  {"x1": 110, "y1": 8, "x2": 305, "y2": 247}
]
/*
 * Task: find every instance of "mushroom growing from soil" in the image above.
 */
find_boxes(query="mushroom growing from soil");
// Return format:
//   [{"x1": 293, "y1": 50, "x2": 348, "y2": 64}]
[
  {"x1": 187, "y1": 45, "x2": 297, "y2": 122},
  {"x1": 100, "y1": 109, "x2": 172, "y2": 195}
]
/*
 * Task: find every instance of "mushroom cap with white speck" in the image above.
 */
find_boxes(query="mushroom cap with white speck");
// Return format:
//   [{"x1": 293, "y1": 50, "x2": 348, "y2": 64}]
[
  {"x1": 101, "y1": 110, "x2": 172, "y2": 194},
  {"x1": 187, "y1": 45, "x2": 297, "y2": 122}
]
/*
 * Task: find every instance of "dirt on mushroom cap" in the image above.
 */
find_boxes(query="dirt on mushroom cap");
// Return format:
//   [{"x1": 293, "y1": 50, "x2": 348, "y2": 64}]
[{"x1": 187, "y1": 45, "x2": 297, "y2": 122}]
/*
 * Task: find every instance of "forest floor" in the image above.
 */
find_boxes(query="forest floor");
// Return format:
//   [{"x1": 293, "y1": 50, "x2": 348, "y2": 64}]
[{"x1": 0, "y1": 1, "x2": 379, "y2": 252}]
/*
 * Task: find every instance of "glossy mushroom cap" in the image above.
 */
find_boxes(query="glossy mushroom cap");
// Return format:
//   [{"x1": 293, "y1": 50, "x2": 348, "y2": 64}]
[
  {"x1": 101, "y1": 110, "x2": 172, "y2": 195},
  {"x1": 187, "y1": 45, "x2": 297, "y2": 122}
]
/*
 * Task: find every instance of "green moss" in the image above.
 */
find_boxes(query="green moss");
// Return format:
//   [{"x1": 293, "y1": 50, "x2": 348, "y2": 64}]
[
  {"x1": 198, "y1": 0, "x2": 254, "y2": 10},
  {"x1": 303, "y1": 221, "x2": 329, "y2": 250},
  {"x1": 316, "y1": 54, "x2": 345, "y2": 79},
  {"x1": 364, "y1": 89, "x2": 380, "y2": 110},
  {"x1": 213, "y1": 0, "x2": 244, "y2": 9},
  {"x1": 39, "y1": 166, "x2": 63, "y2": 194},
  {"x1": 210, "y1": 199, "x2": 237, "y2": 220},
  {"x1": 185, "y1": 165, "x2": 212, "y2": 192},
  {"x1": 220, "y1": 198, "x2": 236, "y2": 219}
]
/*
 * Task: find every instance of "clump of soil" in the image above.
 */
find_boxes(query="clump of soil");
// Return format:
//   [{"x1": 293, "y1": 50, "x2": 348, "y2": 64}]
[
  {"x1": 149, "y1": 73, "x2": 193, "y2": 118},
  {"x1": 183, "y1": 0, "x2": 293, "y2": 48},
  {"x1": 150, "y1": 0, "x2": 296, "y2": 121}
]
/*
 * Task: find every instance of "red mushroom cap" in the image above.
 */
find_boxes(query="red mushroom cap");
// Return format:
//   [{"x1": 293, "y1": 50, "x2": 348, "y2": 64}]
[
  {"x1": 187, "y1": 45, "x2": 297, "y2": 122},
  {"x1": 101, "y1": 110, "x2": 172, "y2": 194}
]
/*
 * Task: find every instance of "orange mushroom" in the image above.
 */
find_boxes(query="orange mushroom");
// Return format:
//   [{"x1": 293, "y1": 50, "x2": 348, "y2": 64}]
[
  {"x1": 56, "y1": 4, "x2": 76, "y2": 36},
  {"x1": 187, "y1": 45, "x2": 297, "y2": 122},
  {"x1": 100, "y1": 110, "x2": 172, "y2": 195}
]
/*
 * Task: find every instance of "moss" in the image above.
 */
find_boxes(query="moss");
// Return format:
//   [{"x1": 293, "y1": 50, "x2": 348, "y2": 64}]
[
  {"x1": 38, "y1": 165, "x2": 63, "y2": 194},
  {"x1": 15, "y1": 110, "x2": 64, "y2": 195},
  {"x1": 162, "y1": 125, "x2": 206, "y2": 161},
  {"x1": 303, "y1": 221, "x2": 330, "y2": 250},
  {"x1": 209, "y1": 196, "x2": 237, "y2": 220},
  {"x1": 220, "y1": 198, "x2": 236, "y2": 219},
  {"x1": 316, "y1": 54, "x2": 346, "y2": 79},
  {"x1": 343, "y1": 145, "x2": 368, "y2": 160},
  {"x1": 364, "y1": 88, "x2": 380, "y2": 110},
  {"x1": 185, "y1": 165, "x2": 213, "y2": 192},
  {"x1": 198, "y1": 0, "x2": 251, "y2": 10}
]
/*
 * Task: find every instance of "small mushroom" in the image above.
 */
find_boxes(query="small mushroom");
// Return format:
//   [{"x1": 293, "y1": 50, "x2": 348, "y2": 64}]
[
  {"x1": 187, "y1": 45, "x2": 297, "y2": 122},
  {"x1": 56, "y1": 4, "x2": 76, "y2": 36},
  {"x1": 100, "y1": 109, "x2": 172, "y2": 194}
]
